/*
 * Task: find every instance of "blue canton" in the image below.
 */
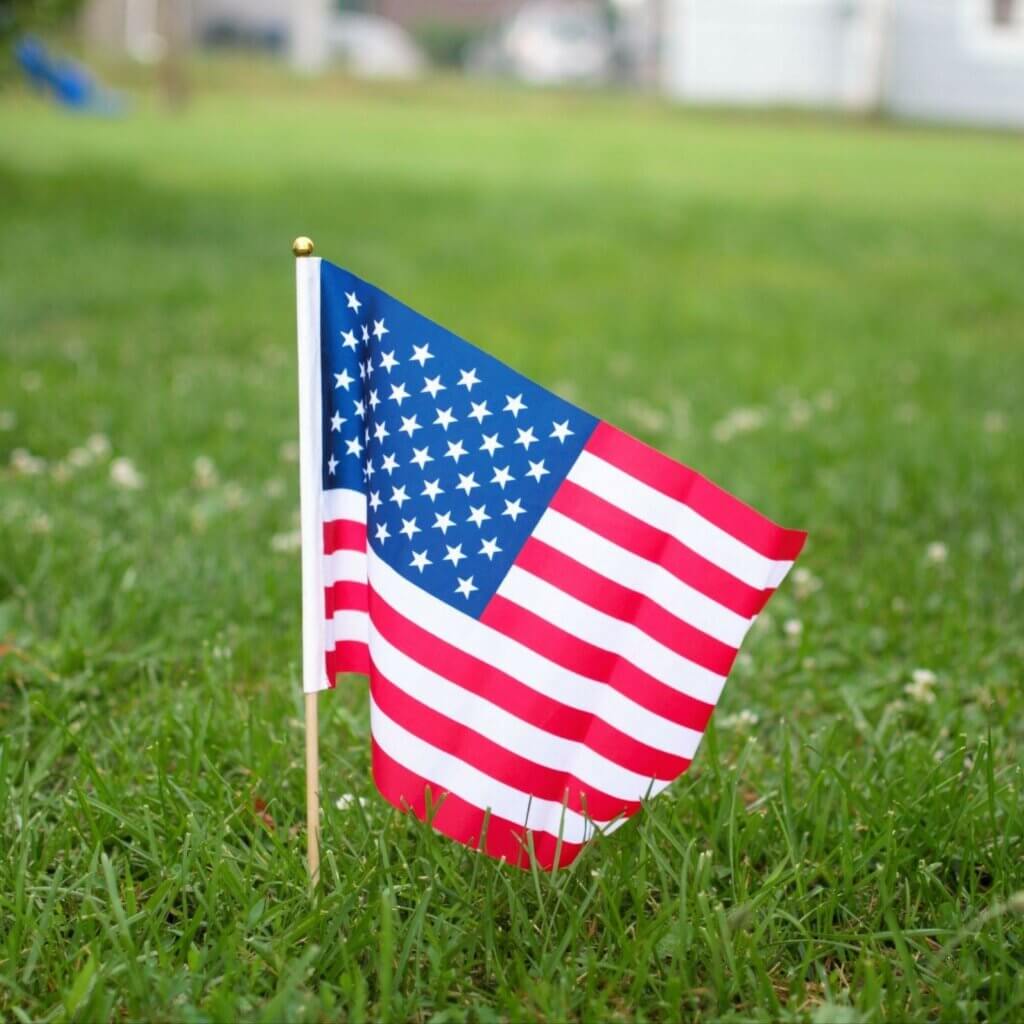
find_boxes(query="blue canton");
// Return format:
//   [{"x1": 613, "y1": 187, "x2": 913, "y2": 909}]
[{"x1": 320, "y1": 260, "x2": 597, "y2": 617}]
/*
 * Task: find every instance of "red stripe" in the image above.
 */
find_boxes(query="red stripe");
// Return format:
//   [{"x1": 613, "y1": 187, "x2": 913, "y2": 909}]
[
  {"x1": 323, "y1": 518, "x2": 367, "y2": 555},
  {"x1": 370, "y1": 590, "x2": 688, "y2": 780},
  {"x1": 480, "y1": 596, "x2": 715, "y2": 733},
  {"x1": 370, "y1": 662, "x2": 645, "y2": 821},
  {"x1": 586, "y1": 422, "x2": 807, "y2": 561},
  {"x1": 371, "y1": 740, "x2": 584, "y2": 870},
  {"x1": 550, "y1": 480, "x2": 771, "y2": 619},
  {"x1": 515, "y1": 538, "x2": 738, "y2": 675},
  {"x1": 325, "y1": 640, "x2": 369, "y2": 684},
  {"x1": 324, "y1": 581, "x2": 368, "y2": 618}
]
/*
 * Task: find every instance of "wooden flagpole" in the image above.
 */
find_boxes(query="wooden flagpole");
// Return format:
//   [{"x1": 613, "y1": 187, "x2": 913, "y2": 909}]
[{"x1": 293, "y1": 235, "x2": 321, "y2": 885}]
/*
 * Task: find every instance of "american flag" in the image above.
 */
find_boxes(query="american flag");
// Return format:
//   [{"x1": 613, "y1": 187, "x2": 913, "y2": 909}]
[{"x1": 295, "y1": 257, "x2": 806, "y2": 870}]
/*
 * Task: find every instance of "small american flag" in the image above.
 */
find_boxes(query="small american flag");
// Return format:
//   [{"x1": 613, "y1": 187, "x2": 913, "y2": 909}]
[{"x1": 295, "y1": 256, "x2": 806, "y2": 870}]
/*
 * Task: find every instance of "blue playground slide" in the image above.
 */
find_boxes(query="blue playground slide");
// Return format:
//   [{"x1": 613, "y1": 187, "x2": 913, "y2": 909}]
[{"x1": 15, "y1": 35, "x2": 124, "y2": 113}]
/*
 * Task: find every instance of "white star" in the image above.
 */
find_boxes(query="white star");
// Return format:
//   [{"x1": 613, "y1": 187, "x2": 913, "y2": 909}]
[
  {"x1": 389, "y1": 382, "x2": 410, "y2": 406},
  {"x1": 445, "y1": 439, "x2": 468, "y2": 463},
  {"x1": 341, "y1": 328, "x2": 358, "y2": 350},
  {"x1": 364, "y1": 457, "x2": 375, "y2": 480},
  {"x1": 455, "y1": 576, "x2": 478, "y2": 599},
  {"x1": 458, "y1": 368, "x2": 481, "y2": 391},
  {"x1": 380, "y1": 452, "x2": 400, "y2": 475},
  {"x1": 433, "y1": 510, "x2": 455, "y2": 535},
  {"x1": 327, "y1": 454, "x2": 338, "y2": 475},
  {"x1": 434, "y1": 406, "x2": 457, "y2": 430},
  {"x1": 330, "y1": 412, "x2": 345, "y2": 432},
  {"x1": 367, "y1": 389, "x2": 381, "y2": 411},
  {"x1": 491, "y1": 465, "x2": 514, "y2": 489},
  {"x1": 390, "y1": 484, "x2": 410, "y2": 509},
  {"x1": 373, "y1": 421, "x2": 389, "y2": 442},
  {"x1": 334, "y1": 369, "x2": 354, "y2": 391},
  {"x1": 526, "y1": 459, "x2": 549, "y2": 482},
  {"x1": 410, "y1": 446, "x2": 433, "y2": 469},
  {"x1": 422, "y1": 375, "x2": 445, "y2": 399},
  {"x1": 468, "y1": 401, "x2": 491, "y2": 424},
  {"x1": 374, "y1": 522, "x2": 390, "y2": 543},
  {"x1": 345, "y1": 437, "x2": 363, "y2": 458},
  {"x1": 379, "y1": 350, "x2": 399, "y2": 372},
  {"x1": 353, "y1": 399, "x2": 366, "y2": 418},
  {"x1": 514, "y1": 426, "x2": 538, "y2": 450},
  {"x1": 503, "y1": 498, "x2": 526, "y2": 522},
  {"x1": 479, "y1": 537, "x2": 502, "y2": 560},
  {"x1": 444, "y1": 543, "x2": 467, "y2": 567},
  {"x1": 361, "y1": 324, "x2": 370, "y2": 342},
  {"x1": 410, "y1": 343, "x2": 433, "y2": 367},
  {"x1": 369, "y1": 490, "x2": 382, "y2": 512},
  {"x1": 410, "y1": 549, "x2": 432, "y2": 572},
  {"x1": 550, "y1": 419, "x2": 574, "y2": 443},
  {"x1": 480, "y1": 433, "x2": 503, "y2": 456},
  {"x1": 399, "y1": 517, "x2": 420, "y2": 540},
  {"x1": 456, "y1": 472, "x2": 479, "y2": 495},
  {"x1": 362, "y1": 358, "x2": 374, "y2": 379},
  {"x1": 372, "y1": 319, "x2": 389, "y2": 341},
  {"x1": 399, "y1": 414, "x2": 421, "y2": 437},
  {"x1": 467, "y1": 504, "x2": 491, "y2": 528},
  {"x1": 421, "y1": 478, "x2": 444, "y2": 501},
  {"x1": 345, "y1": 290, "x2": 362, "y2": 313},
  {"x1": 504, "y1": 393, "x2": 527, "y2": 417}
]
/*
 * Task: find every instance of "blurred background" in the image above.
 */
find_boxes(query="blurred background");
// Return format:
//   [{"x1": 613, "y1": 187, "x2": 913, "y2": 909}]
[{"x1": 3, "y1": 0, "x2": 1024, "y2": 126}]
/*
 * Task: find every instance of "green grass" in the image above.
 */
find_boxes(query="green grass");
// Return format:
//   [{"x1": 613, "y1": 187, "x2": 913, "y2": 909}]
[{"x1": 2, "y1": 66, "x2": 1023, "y2": 1022}]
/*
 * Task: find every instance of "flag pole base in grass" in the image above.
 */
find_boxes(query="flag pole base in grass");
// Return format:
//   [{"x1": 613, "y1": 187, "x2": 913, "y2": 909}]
[{"x1": 305, "y1": 690, "x2": 320, "y2": 884}]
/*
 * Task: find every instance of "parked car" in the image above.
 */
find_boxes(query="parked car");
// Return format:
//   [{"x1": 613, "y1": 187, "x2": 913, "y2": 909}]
[
  {"x1": 325, "y1": 13, "x2": 426, "y2": 79},
  {"x1": 467, "y1": 1, "x2": 613, "y2": 86}
]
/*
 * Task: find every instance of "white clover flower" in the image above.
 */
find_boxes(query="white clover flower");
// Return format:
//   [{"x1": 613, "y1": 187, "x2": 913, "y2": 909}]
[
  {"x1": 712, "y1": 407, "x2": 765, "y2": 443},
  {"x1": 279, "y1": 440, "x2": 299, "y2": 463},
  {"x1": 904, "y1": 669, "x2": 937, "y2": 704},
  {"x1": 271, "y1": 530, "x2": 301, "y2": 553},
  {"x1": 335, "y1": 794, "x2": 368, "y2": 810},
  {"x1": 982, "y1": 411, "x2": 1007, "y2": 434},
  {"x1": 925, "y1": 541, "x2": 948, "y2": 566},
  {"x1": 223, "y1": 482, "x2": 245, "y2": 509},
  {"x1": 86, "y1": 433, "x2": 111, "y2": 458},
  {"x1": 0, "y1": 410, "x2": 15, "y2": 431},
  {"x1": 263, "y1": 478, "x2": 286, "y2": 499},
  {"x1": 10, "y1": 449, "x2": 45, "y2": 475},
  {"x1": 109, "y1": 457, "x2": 144, "y2": 490},
  {"x1": 193, "y1": 455, "x2": 218, "y2": 489},
  {"x1": 68, "y1": 447, "x2": 94, "y2": 469},
  {"x1": 624, "y1": 398, "x2": 667, "y2": 433},
  {"x1": 784, "y1": 618, "x2": 804, "y2": 639},
  {"x1": 720, "y1": 709, "x2": 760, "y2": 731},
  {"x1": 791, "y1": 567, "x2": 821, "y2": 600},
  {"x1": 29, "y1": 513, "x2": 52, "y2": 534}
]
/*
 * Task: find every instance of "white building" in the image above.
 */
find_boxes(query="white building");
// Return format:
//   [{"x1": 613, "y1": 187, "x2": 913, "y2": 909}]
[{"x1": 661, "y1": 0, "x2": 1024, "y2": 130}]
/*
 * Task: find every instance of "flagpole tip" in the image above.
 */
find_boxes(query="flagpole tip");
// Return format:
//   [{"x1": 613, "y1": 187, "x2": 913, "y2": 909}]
[{"x1": 292, "y1": 236, "x2": 315, "y2": 258}]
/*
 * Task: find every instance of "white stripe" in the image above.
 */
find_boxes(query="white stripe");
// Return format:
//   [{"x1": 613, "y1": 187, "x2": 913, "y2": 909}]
[
  {"x1": 569, "y1": 451, "x2": 793, "y2": 592},
  {"x1": 295, "y1": 256, "x2": 326, "y2": 692},
  {"x1": 322, "y1": 487, "x2": 367, "y2": 525},
  {"x1": 370, "y1": 696, "x2": 617, "y2": 844},
  {"x1": 358, "y1": 549, "x2": 703, "y2": 760},
  {"x1": 326, "y1": 610, "x2": 369, "y2": 649},
  {"x1": 534, "y1": 508, "x2": 751, "y2": 646},
  {"x1": 368, "y1": 622, "x2": 667, "y2": 802},
  {"x1": 324, "y1": 550, "x2": 368, "y2": 586},
  {"x1": 498, "y1": 567, "x2": 725, "y2": 706}
]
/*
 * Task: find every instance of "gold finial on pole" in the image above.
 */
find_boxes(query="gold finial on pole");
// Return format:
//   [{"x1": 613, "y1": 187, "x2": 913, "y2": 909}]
[{"x1": 292, "y1": 236, "x2": 315, "y2": 258}]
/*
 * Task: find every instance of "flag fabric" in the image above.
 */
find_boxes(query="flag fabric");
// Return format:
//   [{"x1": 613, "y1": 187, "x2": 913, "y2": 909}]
[{"x1": 295, "y1": 256, "x2": 806, "y2": 870}]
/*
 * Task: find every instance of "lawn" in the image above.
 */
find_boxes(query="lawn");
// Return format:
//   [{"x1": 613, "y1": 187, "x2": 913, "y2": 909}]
[{"x1": 1, "y1": 65, "x2": 1023, "y2": 1022}]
